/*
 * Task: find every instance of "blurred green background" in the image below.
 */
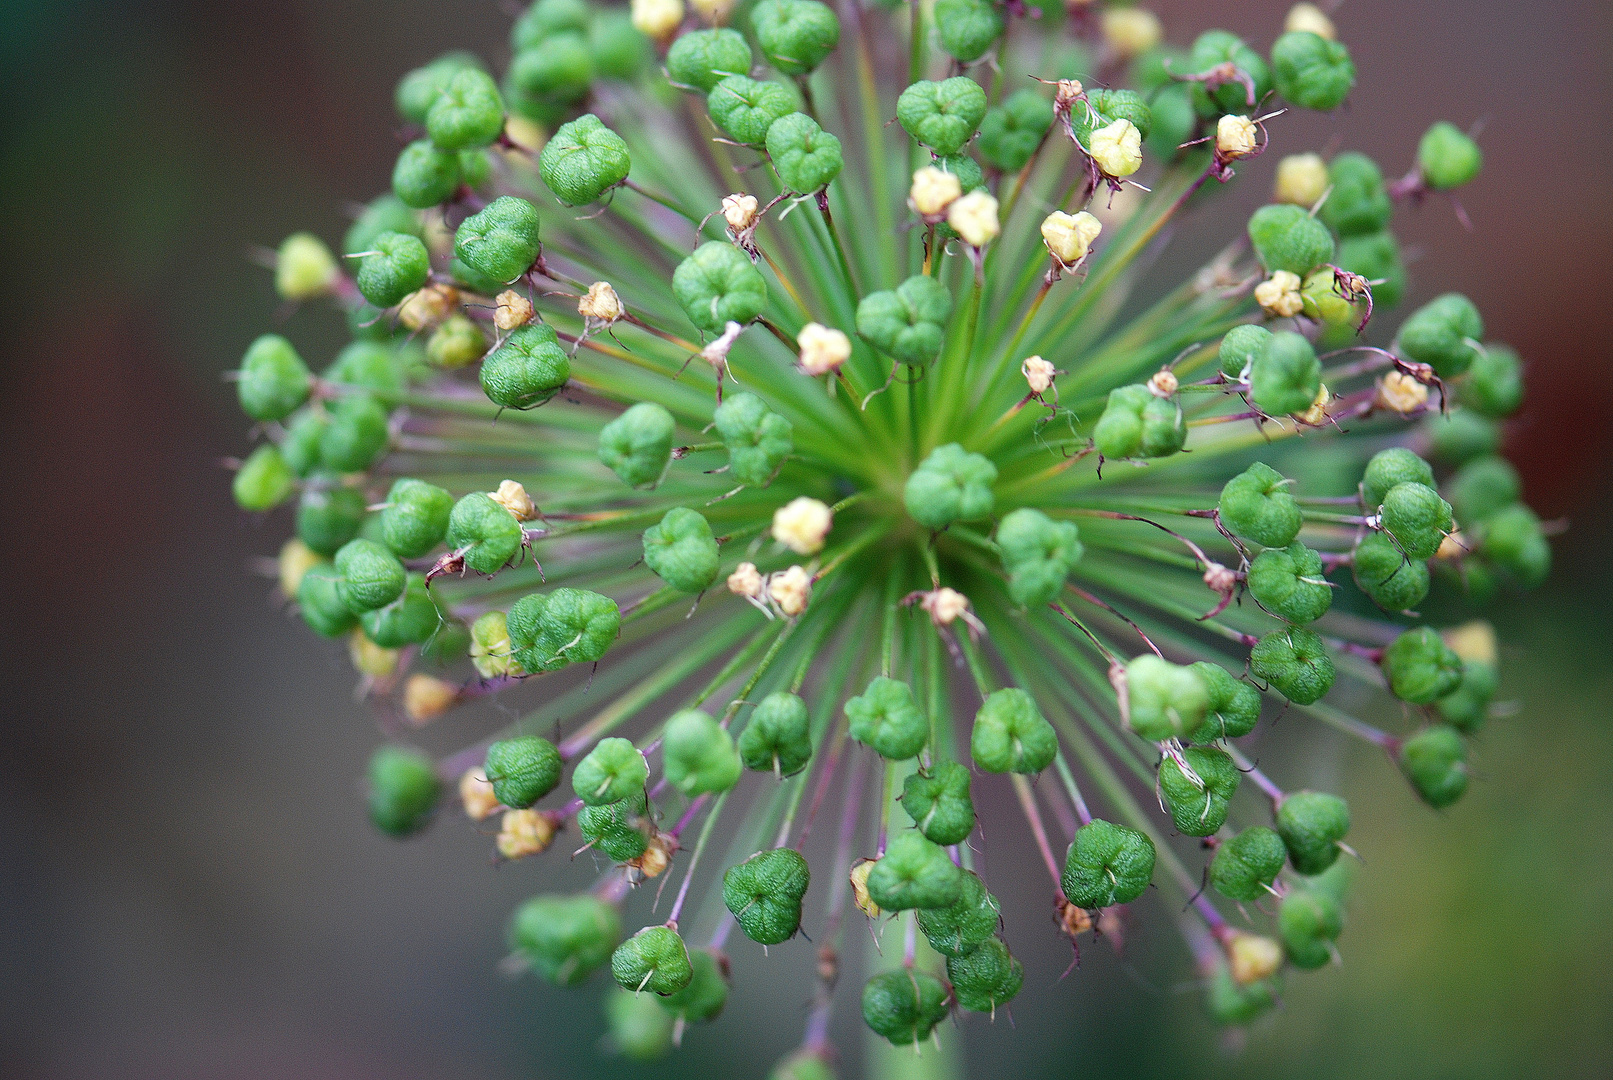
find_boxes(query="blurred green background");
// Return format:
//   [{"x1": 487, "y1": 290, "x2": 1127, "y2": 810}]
[{"x1": 1, "y1": 1, "x2": 1610, "y2": 1077}]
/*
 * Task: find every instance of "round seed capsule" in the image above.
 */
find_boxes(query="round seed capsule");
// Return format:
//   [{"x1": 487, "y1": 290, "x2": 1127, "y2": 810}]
[
  {"x1": 233, "y1": 444, "x2": 294, "y2": 511},
  {"x1": 506, "y1": 587, "x2": 620, "y2": 672},
  {"x1": 1399, "y1": 724, "x2": 1470, "y2": 807},
  {"x1": 903, "y1": 443, "x2": 996, "y2": 529},
  {"x1": 1418, "y1": 121, "x2": 1483, "y2": 190},
  {"x1": 752, "y1": 0, "x2": 840, "y2": 75},
  {"x1": 1251, "y1": 331, "x2": 1323, "y2": 417},
  {"x1": 977, "y1": 88, "x2": 1054, "y2": 173},
  {"x1": 1250, "y1": 627, "x2": 1336, "y2": 704},
  {"x1": 443, "y1": 491, "x2": 523, "y2": 574},
  {"x1": 1247, "y1": 541, "x2": 1333, "y2": 624},
  {"x1": 1379, "y1": 482, "x2": 1453, "y2": 560},
  {"x1": 896, "y1": 77, "x2": 988, "y2": 156},
  {"x1": 722, "y1": 847, "x2": 811, "y2": 944},
  {"x1": 1093, "y1": 384, "x2": 1186, "y2": 459},
  {"x1": 658, "y1": 947, "x2": 729, "y2": 1023},
  {"x1": 1158, "y1": 746, "x2": 1240, "y2": 836},
  {"x1": 572, "y1": 737, "x2": 650, "y2": 806},
  {"x1": 1276, "y1": 789, "x2": 1350, "y2": 874},
  {"x1": 508, "y1": 892, "x2": 622, "y2": 986},
  {"x1": 714, "y1": 392, "x2": 794, "y2": 487},
  {"x1": 605, "y1": 987, "x2": 672, "y2": 1061},
  {"x1": 856, "y1": 274, "x2": 953, "y2": 366},
  {"x1": 297, "y1": 561, "x2": 358, "y2": 638},
  {"x1": 1270, "y1": 29, "x2": 1355, "y2": 110},
  {"x1": 1362, "y1": 447, "x2": 1435, "y2": 510},
  {"x1": 866, "y1": 831, "x2": 963, "y2": 911},
  {"x1": 845, "y1": 676, "x2": 929, "y2": 761},
  {"x1": 296, "y1": 482, "x2": 366, "y2": 556},
  {"x1": 599, "y1": 402, "x2": 675, "y2": 488},
  {"x1": 425, "y1": 67, "x2": 505, "y2": 151},
  {"x1": 539, "y1": 114, "x2": 631, "y2": 204},
  {"x1": 484, "y1": 735, "x2": 563, "y2": 808},
  {"x1": 361, "y1": 572, "x2": 444, "y2": 647},
  {"x1": 1186, "y1": 662, "x2": 1263, "y2": 741},
  {"x1": 970, "y1": 688, "x2": 1056, "y2": 774},
  {"x1": 1352, "y1": 532, "x2": 1430, "y2": 612},
  {"x1": 366, "y1": 745, "x2": 440, "y2": 836},
  {"x1": 1219, "y1": 461, "x2": 1302, "y2": 548},
  {"x1": 579, "y1": 793, "x2": 652, "y2": 861},
  {"x1": 1382, "y1": 626, "x2": 1464, "y2": 704},
  {"x1": 1278, "y1": 887, "x2": 1343, "y2": 968},
  {"x1": 1124, "y1": 655, "x2": 1211, "y2": 741},
  {"x1": 672, "y1": 240, "x2": 770, "y2": 332},
  {"x1": 738, "y1": 691, "x2": 813, "y2": 777},
  {"x1": 996, "y1": 508, "x2": 1083, "y2": 608},
  {"x1": 1210, "y1": 825, "x2": 1288, "y2": 901},
  {"x1": 1247, "y1": 203, "x2": 1335, "y2": 277},
  {"x1": 392, "y1": 138, "x2": 461, "y2": 208},
  {"x1": 707, "y1": 75, "x2": 798, "y2": 146},
  {"x1": 454, "y1": 195, "x2": 541, "y2": 285},
  {"x1": 1060, "y1": 818, "x2": 1156, "y2": 908},
  {"x1": 861, "y1": 970, "x2": 950, "y2": 1046},
  {"x1": 662, "y1": 708, "x2": 743, "y2": 796},
  {"x1": 916, "y1": 869, "x2": 1000, "y2": 957},
  {"x1": 333, "y1": 538, "x2": 408, "y2": 614},
  {"x1": 611, "y1": 926, "x2": 694, "y2": 995},
  {"x1": 946, "y1": 936, "x2": 1023, "y2": 1014},
  {"x1": 317, "y1": 394, "x2": 391, "y2": 473},
  {"x1": 237, "y1": 334, "x2": 311, "y2": 422},
  {"x1": 642, "y1": 507, "x2": 720, "y2": 593},
  {"x1": 900, "y1": 761, "x2": 976, "y2": 845},
  {"x1": 480, "y1": 323, "x2": 571, "y2": 409},
  {"x1": 1398, "y1": 293, "x2": 1483, "y2": 378},
  {"x1": 766, "y1": 111, "x2": 844, "y2": 193},
  {"x1": 666, "y1": 28, "x2": 752, "y2": 92},
  {"x1": 380, "y1": 478, "x2": 453, "y2": 558}
]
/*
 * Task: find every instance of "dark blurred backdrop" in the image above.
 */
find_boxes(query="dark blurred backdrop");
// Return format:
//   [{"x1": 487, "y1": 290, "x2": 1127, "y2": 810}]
[{"x1": 1, "y1": 1, "x2": 1610, "y2": 1077}]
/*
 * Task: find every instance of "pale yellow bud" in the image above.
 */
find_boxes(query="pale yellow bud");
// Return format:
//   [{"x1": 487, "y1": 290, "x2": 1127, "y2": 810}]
[
  {"x1": 947, "y1": 190, "x2": 1000, "y2": 248},
  {"x1": 797, "y1": 322, "x2": 851, "y2": 376},
  {"x1": 1088, "y1": 118, "x2": 1143, "y2": 178},
  {"x1": 460, "y1": 768, "x2": 501, "y2": 822},
  {"x1": 398, "y1": 283, "x2": 459, "y2": 331},
  {"x1": 1148, "y1": 369, "x2": 1179, "y2": 398},
  {"x1": 497, "y1": 808, "x2": 557, "y2": 859},
  {"x1": 349, "y1": 629, "x2": 398, "y2": 677},
  {"x1": 1255, "y1": 270, "x2": 1305, "y2": 317},
  {"x1": 1286, "y1": 2, "x2": 1337, "y2": 40},
  {"x1": 849, "y1": 859, "x2": 882, "y2": 918},
  {"x1": 1374, "y1": 371, "x2": 1429, "y2": 414},
  {"x1": 627, "y1": 832, "x2": 674, "y2": 878},
  {"x1": 1296, "y1": 383, "x2": 1331, "y2": 424},
  {"x1": 503, "y1": 115, "x2": 546, "y2": 152},
  {"x1": 275, "y1": 232, "x2": 340, "y2": 301},
  {"x1": 403, "y1": 674, "x2": 458, "y2": 725},
  {"x1": 909, "y1": 166, "x2": 962, "y2": 218},
  {"x1": 631, "y1": 0, "x2": 684, "y2": 41},
  {"x1": 768, "y1": 565, "x2": 812, "y2": 617},
  {"x1": 488, "y1": 479, "x2": 538, "y2": 522},
  {"x1": 1443, "y1": 619, "x2": 1498, "y2": 665},
  {"x1": 1040, "y1": 210, "x2": 1103, "y2": 266},
  {"x1": 1216, "y1": 114, "x2": 1260, "y2": 160},
  {"x1": 924, "y1": 587, "x2": 971, "y2": 626},
  {"x1": 727, "y1": 561, "x2": 764, "y2": 599},
  {"x1": 689, "y1": 0, "x2": 734, "y2": 24},
  {"x1": 579, "y1": 281, "x2": 622, "y2": 324},
  {"x1": 1275, "y1": 153, "x2": 1330, "y2": 207},
  {"x1": 722, "y1": 192, "x2": 759, "y2": 232},
  {"x1": 1102, "y1": 7, "x2": 1163, "y2": 59},
  {"x1": 494, "y1": 289, "x2": 534, "y2": 331},
  {"x1": 1436, "y1": 530, "x2": 1468, "y2": 561},
  {"x1": 278, "y1": 538, "x2": 322, "y2": 599},
  {"x1": 772, "y1": 496, "x2": 833, "y2": 555},
  {"x1": 1228, "y1": 932, "x2": 1284, "y2": 985},
  {"x1": 1022, "y1": 355, "x2": 1056, "y2": 395}
]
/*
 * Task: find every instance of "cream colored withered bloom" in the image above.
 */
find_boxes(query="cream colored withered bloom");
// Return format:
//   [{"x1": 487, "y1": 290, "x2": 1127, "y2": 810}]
[
  {"x1": 1216, "y1": 114, "x2": 1260, "y2": 160},
  {"x1": 578, "y1": 281, "x2": 622, "y2": 324},
  {"x1": 727, "y1": 561, "x2": 764, "y2": 598},
  {"x1": 1275, "y1": 152, "x2": 1330, "y2": 206},
  {"x1": 722, "y1": 192, "x2": 759, "y2": 232},
  {"x1": 1148, "y1": 369, "x2": 1179, "y2": 398},
  {"x1": 460, "y1": 769, "x2": 500, "y2": 822},
  {"x1": 626, "y1": 832, "x2": 674, "y2": 879},
  {"x1": 277, "y1": 538, "x2": 321, "y2": 600},
  {"x1": 909, "y1": 166, "x2": 962, "y2": 218},
  {"x1": 1088, "y1": 118, "x2": 1143, "y2": 177},
  {"x1": 1054, "y1": 78, "x2": 1084, "y2": 111},
  {"x1": 403, "y1": 674, "x2": 458, "y2": 725},
  {"x1": 1228, "y1": 932, "x2": 1285, "y2": 985},
  {"x1": 1375, "y1": 370, "x2": 1430, "y2": 413},
  {"x1": 1022, "y1": 355, "x2": 1056, "y2": 395},
  {"x1": 630, "y1": 0, "x2": 683, "y2": 40},
  {"x1": 1444, "y1": 619, "x2": 1498, "y2": 665},
  {"x1": 349, "y1": 629, "x2": 398, "y2": 677},
  {"x1": 849, "y1": 859, "x2": 881, "y2": 918},
  {"x1": 1203, "y1": 562, "x2": 1238, "y2": 595},
  {"x1": 797, "y1": 322, "x2": 851, "y2": 376},
  {"x1": 398, "y1": 283, "x2": 458, "y2": 331},
  {"x1": 497, "y1": 809, "x2": 556, "y2": 860},
  {"x1": 1296, "y1": 383, "x2": 1332, "y2": 424},
  {"x1": 1436, "y1": 530, "x2": 1468, "y2": 561},
  {"x1": 1286, "y1": 2, "x2": 1337, "y2": 39},
  {"x1": 1255, "y1": 270, "x2": 1305, "y2": 317},
  {"x1": 768, "y1": 565, "x2": 812, "y2": 617},
  {"x1": 773, "y1": 496, "x2": 833, "y2": 554},
  {"x1": 924, "y1": 587, "x2": 972, "y2": 626},
  {"x1": 494, "y1": 289, "x2": 534, "y2": 331},
  {"x1": 489, "y1": 479, "x2": 537, "y2": 521},
  {"x1": 689, "y1": 0, "x2": 734, "y2": 24},
  {"x1": 947, "y1": 190, "x2": 1000, "y2": 247},
  {"x1": 1040, "y1": 210, "x2": 1102, "y2": 266},
  {"x1": 1101, "y1": 7, "x2": 1162, "y2": 59}
]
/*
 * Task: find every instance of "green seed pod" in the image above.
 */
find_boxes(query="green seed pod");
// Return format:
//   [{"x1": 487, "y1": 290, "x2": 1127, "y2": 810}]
[
  {"x1": 480, "y1": 322, "x2": 571, "y2": 409},
  {"x1": 673, "y1": 240, "x2": 769, "y2": 332},
  {"x1": 1300, "y1": 267, "x2": 1365, "y2": 330},
  {"x1": 1418, "y1": 121, "x2": 1483, "y2": 190},
  {"x1": 1210, "y1": 825, "x2": 1288, "y2": 901},
  {"x1": 425, "y1": 67, "x2": 505, "y2": 150},
  {"x1": 296, "y1": 482, "x2": 366, "y2": 556},
  {"x1": 238, "y1": 334, "x2": 312, "y2": 421},
  {"x1": 1219, "y1": 323, "x2": 1272, "y2": 379},
  {"x1": 916, "y1": 869, "x2": 999, "y2": 957},
  {"x1": 589, "y1": 10, "x2": 650, "y2": 81},
  {"x1": 1250, "y1": 331, "x2": 1323, "y2": 417},
  {"x1": 996, "y1": 507, "x2": 1083, "y2": 608},
  {"x1": 903, "y1": 443, "x2": 996, "y2": 529},
  {"x1": 539, "y1": 114, "x2": 631, "y2": 205},
  {"x1": 1247, "y1": 204, "x2": 1335, "y2": 276},
  {"x1": 845, "y1": 676, "x2": 929, "y2": 760},
  {"x1": 1352, "y1": 531, "x2": 1430, "y2": 612},
  {"x1": 1447, "y1": 455, "x2": 1521, "y2": 525},
  {"x1": 1278, "y1": 888, "x2": 1343, "y2": 969},
  {"x1": 934, "y1": 0, "x2": 1003, "y2": 63},
  {"x1": 714, "y1": 391, "x2": 794, "y2": 486},
  {"x1": 970, "y1": 688, "x2": 1056, "y2": 774},
  {"x1": 599, "y1": 402, "x2": 676, "y2": 488},
  {"x1": 947, "y1": 936, "x2": 1023, "y2": 1014},
  {"x1": 578, "y1": 793, "x2": 652, "y2": 861},
  {"x1": 866, "y1": 831, "x2": 962, "y2": 910},
  {"x1": 317, "y1": 394, "x2": 390, "y2": 473},
  {"x1": 1144, "y1": 82, "x2": 1196, "y2": 157},
  {"x1": 1460, "y1": 343, "x2": 1524, "y2": 418},
  {"x1": 361, "y1": 572, "x2": 444, "y2": 647},
  {"x1": 367, "y1": 745, "x2": 440, "y2": 836},
  {"x1": 1399, "y1": 724, "x2": 1469, "y2": 808},
  {"x1": 1318, "y1": 152, "x2": 1390, "y2": 236},
  {"x1": 1186, "y1": 30, "x2": 1273, "y2": 117},
  {"x1": 658, "y1": 947, "x2": 729, "y2": 1023},
  {"x1": 233, "y1": 444, "x2": 294, "y2": 511},
  {"x1": 667, "y1": 28, "x2": 753, "y2": 92},
  {"x1": 1362, "y1": 447, "x2": 1435, "y2": 510},
  {"x1": 606, "y1": 987, "x2": 673, "y2": 1061},
  {"x1": 426, "y1": 314, "x2": 487, "y2": 370},
  {"x1": 1247, "y1": 542, "x2": 1333, "y2": 624},
  {"x1": 1336, "y1": 230, "x2": 1406, "y2": 308},
  {"x1": 1381, "y1": 626, "x2": 1463, "y2": 704},
  {"x1": 1398, "y1": 293, "x2": 1483, "y2": 378},
  {"x1": 1158, "y1": 746, "x2": 1239, "y2": 836},
  {"x1": 1205, "y1": 965, "x2": 1282, "y2": 1025},
  {"x1": 509, "y1": 34, "x2": 594, "y2": 103},
  {"x1": 612, "y1": 925, "x2": 694, "y2": 995},
  {"x1": 275, "y1": 232, "x2": 339, "y2": 301},
  {"x1": 896, "y1": 77, "x2": 988, "y2": 156},
  {"x1": 333, "y1": 538, "x2": 408, "y2": 614},
  {"x1": 392, "y1": 138, "x2": 462, "y2": 208},
  {"x1": 344, "y1": 193, "x2": 422, "y2": 258},
  {"x1": 642, "y1": 506, "x2": 720, "y2": 593},
  {"x1": 752, "y1": 0, "x2": 840, "y2": 76},
  {"x1": 900, "y1": 761, "x2": 975, "y2": 845},
  {"x1": 1071, "y1": 88, "x2": 1153, "y2": 149},
  {"x1": 509, "y1": 892, "x2": 622, "y2": 986},
  {"x1": 738, "y1": 691, "x2": 812, "y2": 776},
  {"x1": 325, "y1": 341, "x2": 406, "y2": 394},
  {"x1": 861, "y1": 970, "x2": 950, "y2": 1045},
  {"x1": 281, "y1": 409, "x2": 327, "y2": 477},
  {"x1": 512, "y1": 0, "x2": 590, "y2": 49},
  {"x1": 1436, "y1": 657, "x2": 1498, "y2": 732},
  {"x1": 722, "y1": 847, "x2": 811, "y2": 944},
  {"x1": 1187, "y1": 661, "x2": 1263, "y2": 742},
  {"x1": 1379, "y1": 481, "x2": 1453, "y2": 560},
  {"x1": 662, "y1": 708, "x2": 743, "y2": 796},
  {"x1": 507, "y1": 588, "x2": 620, "y2": 672},
  {"x1": 707, "y1": 75, "x2": 798, "y2": 145},
  {"x1": 769, "y1": 1049, "x2": 836, "y2": 1080},
  {"x1": 1125, "y1": 654, "x2": 1211, "y2": 741},
  {"x1": 976, "y1": 88, "x2": 1054, "y2": 173},
  {"x1": 395, "y1": 51, "x2": 485, "y2": 124},
  {"x1": 1478, "y1": 503, "x2": 1551, "y2": 587},
  {"x1": 1060, "y1": 818, "x2": 1155, "y2": 908},
  {"x1": 458, "y1": 147, "x2": 493, "y2": 191},
  {"x1": 297, "y1": 561, "x2": 359, "y2": 637},
  {"x1": 766, "y1": 112, "x2": 844, "y2": 193},
  {"x1": 935, "y1": 153, "x2": 984, "y2": 196},
  {"x1": 856, "y1": 274, "x2": 953, "y2": 366},
  {"x1": 444, "y1": 491, "x2": 523, "y2": 573},
  {"x1": 454, "y1": 195, "x2": 542, "y2": 285},
  {"x1": 1093, "y1": 384, "x2": 1186, "y2": 460},
  {"x1": 1270, "y1": 30, "x2": 1355, "y2": 110},
  {"x1": 573, "y1": 736, "x2": 650, "y2": 805},
  {"x1": 484, "y1": 735, "x2": 563, "y2": 808},
  {"x1": 1276, "y1": 790, "x2": 1351, "y2": 874},
  {"x1": 1251, "y1": 627, "x2": 1335, "y2": 704}
]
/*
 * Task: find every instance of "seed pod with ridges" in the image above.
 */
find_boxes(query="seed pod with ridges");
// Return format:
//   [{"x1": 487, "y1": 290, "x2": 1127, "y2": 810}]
[
  {"x1": 345, "y1": 194, "x2": 422, "y2": 258},
  {"x1": 1248, "y1": 204, "x2": 1335, "y2": 276},
  {"x1": 233, "y1": 444, "x2": 294, "y2": 511},
  {"x1": 722, "y1": 847, "x2": 810, "y2": 944},
  {"x1": 1219, "y1": 323, "x2": 1271, "y2": 379},
  {"x1": 443, "y1": 491, "x2": 523, "y2": 573},
  {"x1": 1379, "y1": 482, "x2": 1452, "y2": 560},
  {"x1": 1094, "y1": 384, "x2": 1186, "y2": 460},
  {"x1": 1276, "y1": 790, "x2": 1350, "y2": 874},
  {"x1": 599, "y1": 402, "x2": 675, "y2": 488},
  {"x1": 662, "y1": 709, "x2": 742, "y2": 796},
  {"x1": 903, "y1": 443, "x2": 995, "y2": 529},
  {"x1": 333, "y1": 538, "x2": 408, "y2": 614},
  {"x1": 856, "y1": 274, "x2": 953, "y2": 366},
  {"x1": 739, "y1": 691, "x2": 812, "y2": 776},
  {"x1": 612, "y1": 926, "x2": 694, "y2": 995},
  {"x1": 392, "y1": 139, "x2": 461, "y2": 208},
  {"x1": 1399, "y1": 724, "x2": 1469, "y2": 808},
  {"x1": 484, "y1": 735, "x2": 563, "y2": 808},
  {"x1": 977, "y1": 88, "x2": 1053, "y2": 173},
  {"x1": 1461, "y1": 343, "x2": 1524, "y2": 418},
  {"x1": 506, "y1": 588, "x2": 620, "y2": 672},
  {"x1": 296, "y1": 483, "x2": 366, "y2": 556},
  {"x1": 1125, "y1": 654, "x2": 1211, "y2": 741},
  {"x1": 916, "y1": 869, "x2": 999, "y2": 957},
  {"x1": 752, "y1": 0, "x2": 840, "y2": 75},
  {"x1": 1381, "y1": 626, "x2": 1464, "y2": 705},
  {"x1": 707, "y1": 75, "x2": 797, "y2": 145},
  {"x1": 1205, "y1": 965, "x2": 1282, "y2": 1025},
  {"x1": 1158, "y1": 746, "x2": 1239, "y2": 836},
  {"x1": 539, "y1": 115, "x2": 631, "y2": 205},
  {"x1": 1220, "y1": 465, "x2": 1302, "y2": 549},
  {"x1": 361, "y1": 573, "x2": 444, "y2": 647},
  {"x1": 425, "y1": 67, "x2": 504, "y2": 150},
  {"x1": 1248, "y1": 542, "x2": 1333, "y2": 624},
  {"x1": 573, "y1": 737, "x2": 650, "y2": 805},
  {"x1": 643, "y1": 507, "x2": 720, "y2": 593},
  {"x1": 970, "y1": 688, "x2": 1056, "y2": 774},
  {"x1": 1251, "y1": 627, "x2": 1335, "y2": 704},
  {"x1": 453, "y1": 195, "x2": 541, "y2": 285},
  {"x1": 395, "y1": 51, "x2": 484, "y2": 123},
  {"x1": 1271, "y1": 30, "x2": 1354, "y2": 110},
  {"x1": 861, "y1": 970, "x2": 950, "y2": 1045},
  {"x1": 673, "y1": 240, "x2": 769, "y2": 332},
  {"x1": 298, "y1": 561, "x2": 359, "y2": 637},
  {"x1": 1318, "y1": 152, "x2": 1390, "y2": 236},
  {"x1": 318, "y1": 395, "x2": 390, "y2": 473},
  {"x1": 996, "y1": 508, "x2": 1082, "y2": 608},
  {"x1": 379, "y1": 478, "x2": 452, "y2": 558},
  {"x1": 845, "y1": 676, "x2": 929, "y2": 760},
  {"x1": 1251, "y1": 331, "x2": 1323, "y2": 417},
  {"x1": 667, "y1": 28, "x2": 752, "y2": 92},
  {"x1": 867, "y1": 831, "x2": 962, "y2": 911},
  {"x1": 1279, "y1": 887, "x2": 1343, "y2": 969},
  {"x1": 509, "y1": 893, "x2": 622, "y2": 986},
  {"x1": 512, "y1": 0, "x2": 589, "y2": 48},
  {"x1": 1398, "y1": 293, "x2": 1483, "y2": 378},
  {"x1": 1187, "y1": 662, "x2": 1262, "y2": 741},
  {"x1": 324, "y1": 341, "x2": 407, "y2": 394},
  {"x1": 947, "y1": 936, "x2": 1023, "y2": 1014},
  {"x1": 1211, "y1": 825, "x2": 1288, "y2": 901},
  {"x1": 658, "y1": 947, "x2": 729, "y2": 1023},
  {"x1": 1060, "y1": 818, "x2": 1155, "y2": 908},
  {"x1": 1478, "y1": 503, "x2": 1551, "y2": 587},
  {"x1": 714, "y1": 392, "x2": 793, "y2": 486},
  {"x1": 766, "y1": 112, "x2": 844, "y2": 193},
  {"x1": 1186, "y1": 30, "x2": 1273, "y2": 117},
  {"x1": 900, "y1": 761, "x2": 975, "y2": 845},
  {"x1": 896, "y1": 77, "x2": 988, "y2": 156},
  {"x1": 578, "y1": 793, "x2": 652, "y2": 860},
  {"x1": 237, "y1": 334, "x2": 311, "y2": 422},
  {"x1": 1362, "y1": 447, "x2": 1435, "y2": 510},
  {"x1": 480, "y1": 322, "x2": 571, "y2": 409},
  {"x1": 1418, "y1": 121, "x2": 1482, "y2": 190},
  {"x1": 1446, "y1": 455, "x2": 1520, "y2": 526},
  {"x1": 366, "y1": 745, "x2": 440, "y2": 836},
  {"x1": 934, "y1": 0, "x2": 1003, "y2": 63},
  {"x1": 1352, "y1": 532, "x2": 1430, "y2": 612}
]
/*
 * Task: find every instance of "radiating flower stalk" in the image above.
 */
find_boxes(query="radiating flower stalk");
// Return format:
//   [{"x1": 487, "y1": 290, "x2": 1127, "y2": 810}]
[{"x1": 231, "y1": 0, "x2": 1546, "y2": 1070}]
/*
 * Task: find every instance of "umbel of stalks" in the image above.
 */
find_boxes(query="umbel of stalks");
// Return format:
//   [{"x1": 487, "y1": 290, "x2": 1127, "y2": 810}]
[{"x1": 232, "y1": 0, "x2": 1545, "y2": 1068}]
